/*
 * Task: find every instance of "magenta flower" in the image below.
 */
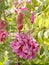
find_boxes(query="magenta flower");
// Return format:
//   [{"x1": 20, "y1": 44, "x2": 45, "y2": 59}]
[
  {"x1": 0, "y1": 30, "x2": 8, "y2": 42},
  {"x1": 10, "y1": 33, "x2": 39, "y2": 60},
  {"x1": 22, "y1": 7, "x2": 29, "y2": 12},
  {"x1": 14, "y1": 6, "x2": 29, "y2": 13},
  {"x1": 30, "y1": 13, "x2": 35, "y2": 23},
  {"x1": 0, "y1": 20, "x2": 6, "y2": 29}
]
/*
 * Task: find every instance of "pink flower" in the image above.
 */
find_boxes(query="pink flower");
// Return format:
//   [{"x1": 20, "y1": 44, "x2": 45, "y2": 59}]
[
  {"x1": 14, "y1": 6, "x2": 29, "y2": 13},
  {"x1": 10, "y1": 33, "x2": 39, "y2": 60},
  {"x1": 30, "y1": 13, "x2": 35, "y2": 23},
  {"x1": 14, "y1": 8, "x2": 18, "y2": 13},
  {"x1": 0, "y1": 30, "x2": 8, "y2": 42},
  {"x1": 0, "y1": 20, "x2": 6, "y2": 29},
  {"x1": 22, "y1": 7, "x2": 29, "y2": 12}
]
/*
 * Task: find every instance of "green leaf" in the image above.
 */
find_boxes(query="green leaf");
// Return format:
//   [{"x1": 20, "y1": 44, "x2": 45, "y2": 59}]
[
  {"x1": 0, "y1": 53, "x2": 4, "y2": 62},
  {"x1": 40, "y1": 46, "x2": 44, "y2": 55},
  {"x1": 26, "y1": 3, "x2": 34, "y2": 11},
  {"x1": 27, "y1": 20, "x2": 32, "y2": 29},
  {"x1": 32, "y1": 0, "x2": 39, "y2": 6},
  {"x1": 23, "y1": 10, "x2": 30, "y2": 18}
]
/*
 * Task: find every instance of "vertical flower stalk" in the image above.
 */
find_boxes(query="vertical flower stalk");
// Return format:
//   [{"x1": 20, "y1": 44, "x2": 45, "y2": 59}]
[
  {"x1": 0, "y1": 20, "x2": 8, "y2": 42},
  {"x1": 30, "y1": 13, "x2": 35, "y2": 24},
  {"x1": 0, "y1": 29, "x2": 8, "y2": 42},
  {"x1": 0, "y1": 20, "x2": 6, "y2": 29}
]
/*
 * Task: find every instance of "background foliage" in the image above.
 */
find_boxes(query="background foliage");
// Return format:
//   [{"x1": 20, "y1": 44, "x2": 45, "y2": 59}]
[{"x1": 0, "y1": 0, "x2": 49, "y2": 65}]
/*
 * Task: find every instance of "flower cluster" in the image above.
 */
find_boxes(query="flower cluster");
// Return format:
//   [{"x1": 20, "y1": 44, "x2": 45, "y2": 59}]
[
  {"x1": 0, "y1": 19, "x2": 8, "y2": 42},
  {"x1": 0, "y1": 20, "x2": 8, "y2": 42},
  {"x1": 10, "y1": 33, "x2": 39, "y2": 60},
  {"x1": 0, "y1": 30, "x2": 8, "y2": 42}
]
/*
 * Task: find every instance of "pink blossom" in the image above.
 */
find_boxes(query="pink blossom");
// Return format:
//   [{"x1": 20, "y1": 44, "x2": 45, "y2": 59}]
[
  {"x1": 0, "y1": 20, "x2": 6, "y2": 29},
  {"x1": 10, "y1": 33, "x2": 39, "y2": 60},
  {"x1": 30, "y1": 13, "x2": 35, "y2": 23},
  {"x1": 22, "y1": 7, "x2": 29, "y2": 12},
  {"x1": 14, "y1": 8, "x2": 18, "y2": 13},
  {"x1": 0, "y1": 30, "x2": 8, "y2": 42},
  {"x1": 14, "y1": 6, "x2": 29, "y2": 13}
]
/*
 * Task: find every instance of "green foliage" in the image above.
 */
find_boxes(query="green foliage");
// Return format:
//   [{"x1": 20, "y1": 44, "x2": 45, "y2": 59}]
[
  {"x1": 32, "y1": 0, "x2": 39, "y2": 6},
  {"x1": 0, "y1": 0, "x2": 49, "y2": 65}
]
